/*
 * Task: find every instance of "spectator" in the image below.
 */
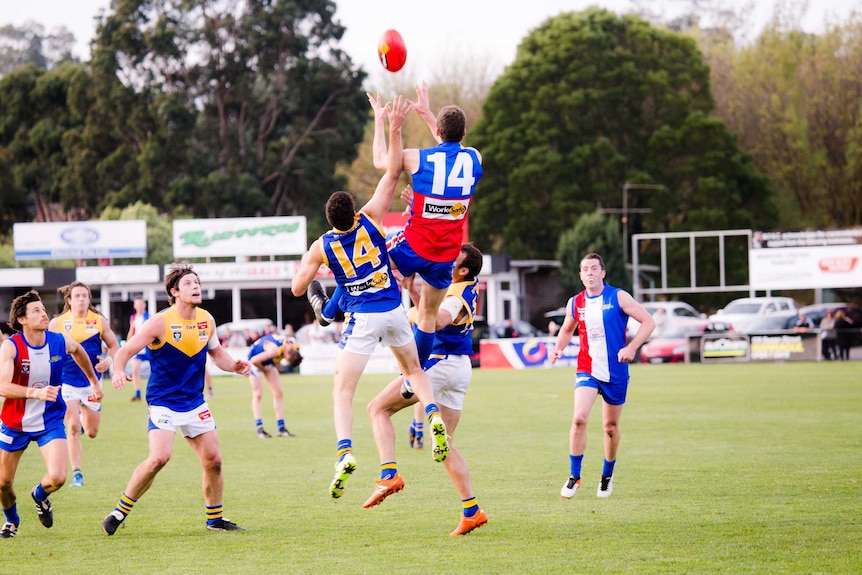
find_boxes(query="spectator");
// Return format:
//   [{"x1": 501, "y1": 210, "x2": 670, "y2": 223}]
[
  {"x1": 819, "y1": 310, "x2": 837, "y2": 360},
  {"x1": 792, "y1": 312, "x2": 814, "y2": 333},
  {"x1": 834, "y1": 310, "x2": 854, "y2": 361}
]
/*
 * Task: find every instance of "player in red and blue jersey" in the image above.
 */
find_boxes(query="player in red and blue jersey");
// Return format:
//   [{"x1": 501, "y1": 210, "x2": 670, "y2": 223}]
[
  {"x1": 0, "y1": 290, "x2": 100, "y2": 539},
  {"x1": 551, "y1": 253, "x2": 655, "y2": 500},
  {"x1": 369, "y1": 82, "x2": 483, "y2": 368},
  {"x1": 49, "y1": 281, "x2": 120, "y2": 488},
  {"x1": 292, "y1": 95, "x2": 450, "y2": 501}
]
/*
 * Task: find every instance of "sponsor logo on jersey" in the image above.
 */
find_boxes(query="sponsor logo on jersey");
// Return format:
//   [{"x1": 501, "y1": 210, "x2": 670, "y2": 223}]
[
  {"x1": 197, "y1": 322, "x2": 208, "y2": 330},
  {"x1": 198, "y1": 409, "x2": 212, "y2": 421},
  {"x1": 421, "y1": 198, "x2": 470, "y2": 220},
  {"x1": 346, "y1": 271, "x2": 390, "y2": 294}
]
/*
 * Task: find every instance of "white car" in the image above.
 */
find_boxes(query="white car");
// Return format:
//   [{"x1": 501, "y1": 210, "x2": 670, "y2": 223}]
[
  {"x1": 627, "y1": 301, "x2": 705, "y2": 340},
  {"x1": 708, "y1": 296, "x2": 797, "y2": 333}
]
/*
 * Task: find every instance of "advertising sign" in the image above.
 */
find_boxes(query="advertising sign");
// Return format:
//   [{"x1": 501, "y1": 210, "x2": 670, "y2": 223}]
[
  {"x1": 173, "y1": 217, "x2": 307, "y2": 258},
  {"x1": 750, "y1": 228, "x2": 862, "y2": 290},
  {"x1": 14, "y1": 221, "x2": 147, "y2": 261}
]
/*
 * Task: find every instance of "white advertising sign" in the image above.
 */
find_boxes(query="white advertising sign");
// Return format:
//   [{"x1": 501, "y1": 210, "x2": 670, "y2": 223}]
[
  {"x1": 750, "y1": 229, "x2": 862, "y2": 290},
  {"x1": 14, "y1": 221, "x2": 147, "y2": 261},
  {"x1": 165, "y1": 261, "x2": 300, "y2": 283},
  {"x1": 0, "y1": 268, "x2": 45, "y2": 287},
  {"x1": 77, "y1": 265, "x2": 161, "y2": 285},
  {"x1": 173, "y1": 217, "x2": 307, "y2": 258}
]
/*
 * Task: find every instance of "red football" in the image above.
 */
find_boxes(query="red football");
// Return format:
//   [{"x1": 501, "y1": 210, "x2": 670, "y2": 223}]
[{"x1": 378, "y1": 29, "x2": 407, "y2": 73}]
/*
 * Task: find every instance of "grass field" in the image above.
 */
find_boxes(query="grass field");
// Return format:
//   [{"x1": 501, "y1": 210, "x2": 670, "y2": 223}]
[{"x1": 3, "y1": 362, "x2": 861, "y2": 574}]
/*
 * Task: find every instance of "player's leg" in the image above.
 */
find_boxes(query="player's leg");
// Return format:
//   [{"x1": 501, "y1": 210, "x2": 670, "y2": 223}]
[
  {"x1": 363, "y1": 376, "x2": 412, "y2": 508},
  {"x1": 102, "y1": 426, "x2": 176, "y2": 535},
  {"x1": 414, "y1": 283, "x2": 447, "y2": 365},
  {"x1": 409, "y1": 401, "x2": 424, "y2": 449},
  {"x1": 265, "y1": 367, "x2": 292, "y2": 437},
  {"x1": 249, "y1": 372, "x2": 270, "y2": 438},
  {"x1": 561, "y1": 384, "x2": 599, "y2": 498},
  {"x1": 31, "y1": 436, "x2": 67, "y2": 529},
  {"x1": 329, "y1": 349, "x2": 369, "y2": 498},
  {"x1": 598, "y1": 400, "x2": 624, "y2": 498},
  {"x1": 391, "y1": 344, "x2": 449, "y2": 463},
  {"x1": 130, "y1": 358, "x2": 143, "y2": 401},
  {"x1": 63, "y1": 396, "x2": 85, "y2": 486},
  {"x1": 0, "y1": 448, "x2": 25, "y2": 536}
]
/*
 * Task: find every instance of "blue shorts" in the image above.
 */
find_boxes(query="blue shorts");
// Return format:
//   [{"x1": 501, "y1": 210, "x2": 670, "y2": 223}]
[
  {"x1": 575, "y1": 372, "x2": 628, "y2": 406},
  {"x1": 0, "y1": 421, "x2": 66, "y2": 452},
  {"x1": 387, "y1": 233, "x2": 454, "y2": 290}
]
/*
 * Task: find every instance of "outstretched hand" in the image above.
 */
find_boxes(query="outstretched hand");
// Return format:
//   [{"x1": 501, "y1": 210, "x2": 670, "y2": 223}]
[
  {"x1": 387, "y1": 94, "x2": 412, "y2": 131},
  {"x1": 410, "y1": 80, "x2": 432, "y2": 117},
  {"x1": 367, "y1": 91, "x2": 387, "y2": 120}
]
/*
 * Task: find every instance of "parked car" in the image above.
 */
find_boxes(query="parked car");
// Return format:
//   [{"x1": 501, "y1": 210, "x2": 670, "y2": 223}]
[
  {"x1": 627, "y1": 300, "x2": 705, "y2": 340},
  {"x1": 744, "y1": 310, "x2": 800, "y2": 332},
  {"x1": 708, "y1": 296, "x2": 797, "y2": 333},
  {"x1": 639, "y1": 319, "x2": 734, "y2": 363}
]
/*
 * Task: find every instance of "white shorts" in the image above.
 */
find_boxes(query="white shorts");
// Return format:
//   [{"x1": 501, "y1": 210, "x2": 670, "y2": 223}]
[
  {"x1": 426, "y1": 354, "x2": 472, "y2": 410},
  {"x1": 147, "y1": 403, "x2": 216, "y2": 439},
  {"x1": 61, "y1": 384, "x2": 102, "y2": 412},
  {"x1": 340, "y1": 307, "x2": 414, "y2": 355}
]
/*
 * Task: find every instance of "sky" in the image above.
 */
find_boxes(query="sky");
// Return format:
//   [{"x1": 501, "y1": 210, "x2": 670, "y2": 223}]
[{"x1": 4, "y1": 0, "x2": 861, "y2": 84}]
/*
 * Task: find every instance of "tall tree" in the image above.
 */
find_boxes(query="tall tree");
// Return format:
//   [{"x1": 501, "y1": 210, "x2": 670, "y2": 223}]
[
  {"x1": 78, "y1": 0, "x2": 369, "y2": 234},
  {"x1": 0, "y1": 22, "x2": 77, "y2": 75},
  {"x1": 468, "y1": 8, "x2": 776, "y2": 261}
]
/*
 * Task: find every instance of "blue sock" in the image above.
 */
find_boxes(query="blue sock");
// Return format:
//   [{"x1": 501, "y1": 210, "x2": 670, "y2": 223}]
[
  {"x1": 277, "y1": 419, "x2": 285, "y2": 432},
  {"x1": 415, "y1": 328, "x2": 436, "y2": 366},
  {"x1": 380, "y1": 462, "x2": 397, "y2": 480},
  {"x1": 3, "y1": 503, "x2": 19, "y2": 525},
  {"x1": 413, "y1": 420, "x2": 423, "y2": 438},
  {"x1": 570, "y1": 454, "x2": 583, "y2": 479},
  {"x1": 602, "y1": 458, "x2": 616, "y2": 478},
  {"x1": 135, "y1": 389, "x2": 141, "y2": 398},
  {"x1": 254, "y1": 419, "x2": 263, "y2": 429},
  {"x1": 424, "y1": 403, "x2": 441, "y2": 420},
  {"x1": 336, "y1": 439, "x2": 352, "y2": 461},
  {"x1": 205, "y1": 504, "x2": 224, "y2": 526},
  {"x1": 462, "y1": 497, "x2": 479, "y2": 517},
  {"x1": 322, "y1": 286, "x2": 343, "y2": 320},
  {"x1": 33, "y1": 484, "x2": 49, "y2": 502}
]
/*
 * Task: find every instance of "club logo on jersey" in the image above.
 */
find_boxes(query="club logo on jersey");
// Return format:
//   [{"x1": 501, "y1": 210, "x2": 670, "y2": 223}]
[
  {"x1": 577, "y1": 308, "x2": 586, "y2": 322},
  {"x1": 173, "y1": 331, "x2": 182, "y2": 342},
  {"x1": 63, "y1": 321, "x2": 73, "y2": 332},
  {"x1": 21, "y1": 359, "x2": 30, "y2": 374}
]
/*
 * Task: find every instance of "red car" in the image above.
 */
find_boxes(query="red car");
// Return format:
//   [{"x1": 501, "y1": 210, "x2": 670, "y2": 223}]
[{"x1": 639, "y1": 319, "x2": 733, "y2": 364}]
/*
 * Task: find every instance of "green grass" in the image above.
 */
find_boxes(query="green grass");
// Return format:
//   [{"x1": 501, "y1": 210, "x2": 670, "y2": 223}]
[{"x1": 4, "y1": 362, "x2": 861, "y2": 574}]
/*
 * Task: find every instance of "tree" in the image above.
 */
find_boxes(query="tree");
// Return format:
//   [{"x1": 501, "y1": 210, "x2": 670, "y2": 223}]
[
  {"x1": 99, "y1": 201, "x2": 175, "y2": 264},
  {"x1": 0, "y1": 62, "x2": 90, "y2": 230},
  {"x1": 557, "y1": 211, "x2": 628, "y2": 294},
  {"x1": 468, "y1": 8, "x2": 777, "y2": 261},
  {"x1": 78, "y1": 0, "x2": 369, "y2": 235},
  {"x1": 700, "y1": 14, "x2": 862, "y2": 229},
  {"x1": 0, "y1": 22, "x2": 77, "y2": 75}
]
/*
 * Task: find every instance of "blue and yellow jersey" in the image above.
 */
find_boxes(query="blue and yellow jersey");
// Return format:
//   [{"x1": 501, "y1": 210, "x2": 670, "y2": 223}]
[
  {"x1": 431, "y1": 278, "x2": 479, "y2": 357},
  {"x1": 146, "y1": 306, "x2": 214, "y2": 411},
  {"x1": 319, "y1": 212, "x2": 401, "y2": 314},
  {"x1": 53, "y1": 310, "x2": 103, "y2": 388},
  {"x1": 247, "y1": 333, "x2": 288, "y2": 367}
]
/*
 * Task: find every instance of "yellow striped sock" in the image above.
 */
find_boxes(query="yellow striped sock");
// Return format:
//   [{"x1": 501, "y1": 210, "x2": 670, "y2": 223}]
[
  {"x1": 116, "y1": 493, "x2": 137, "y2": 517},
  {"x1": 206, "y1": 504, "x2": 224, "y2": 522}
]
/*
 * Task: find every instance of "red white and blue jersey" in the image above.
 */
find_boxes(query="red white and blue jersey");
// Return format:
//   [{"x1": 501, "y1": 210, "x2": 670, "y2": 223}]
[
  {"x1": 1, "y1": 332, "x2": 68, "y2": 432},
  {"x1": 571, "y1": 285, "x2": 629, "y2": 384},
  {"x1": 407, "y1": 142, "x2": 482, "y2": 262},
  {"x1": 319, "y1": 212, "x2": 401, "y2": 314},
  {"x1": 146, "y1": 306, "x2": 214, "y2": 412},
  {"x1": 53, "y1": 310, "x2": 103, "y2": 388},
  {"x1": 430, "y1": 279, "x2": 479, "y2": 357}
]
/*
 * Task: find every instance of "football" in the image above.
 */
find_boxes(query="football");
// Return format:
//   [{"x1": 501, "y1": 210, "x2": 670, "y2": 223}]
[{"x1": 378, "y1": 29, "x2": 407, "y2": 73}]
